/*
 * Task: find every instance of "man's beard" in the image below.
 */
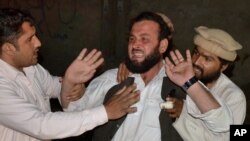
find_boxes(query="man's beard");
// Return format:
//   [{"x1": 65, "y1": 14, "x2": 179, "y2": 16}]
[
  {"x1": 125, "y1": 47, "x2": 162, "y2": 73},
  {"x1": 193, "y1": 64, "x2": 221, "y2": 85}
]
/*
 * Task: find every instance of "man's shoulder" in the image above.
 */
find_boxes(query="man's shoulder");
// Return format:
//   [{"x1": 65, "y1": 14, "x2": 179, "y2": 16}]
[
  {"x1": 216, "y1": 74, "x2": 245, "y2": 98},
  {"x1": 219, "y1": 74, "x2": 242, "y2": 90},
  {"x1": 97, "y1": 68, "x2": 118, "y2": 80},
  {"x1": 24, "y1": 64, "x2": 46, "y2": 72},
  {"x1": 86, "y1": 68, "x2": 119, "y2": 92}
]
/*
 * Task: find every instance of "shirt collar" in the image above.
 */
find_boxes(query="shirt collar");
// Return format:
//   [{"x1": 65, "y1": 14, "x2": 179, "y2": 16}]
[
  {"x1": 209, "y1": 73, "x2": 224, "y2": 91},
  {"x1": 0, "y1": 59, "x2": 22, "y2": 80},
  {"x1": 0, "y1": 59, "x2": 35, "y2": 80}
]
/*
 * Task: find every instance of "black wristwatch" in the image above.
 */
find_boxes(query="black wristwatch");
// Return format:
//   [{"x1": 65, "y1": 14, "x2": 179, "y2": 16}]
[{"x1": 182, "y1": 76, "x2": 198, "y2": 91}]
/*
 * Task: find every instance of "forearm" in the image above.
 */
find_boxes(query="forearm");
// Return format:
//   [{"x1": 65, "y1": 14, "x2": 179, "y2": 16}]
[
  {"x1": 60, "y1": 78, "x2": 85, "y2": 108},
  {"x1": 60, "y1": 78, "x2": 73, "y2": 108},
  {"x1": 186, "y1": 81, "x2": 220, "y2": 113},
  {"x1": 60, "y1": 93, "x2": 71, "y2": 108}
]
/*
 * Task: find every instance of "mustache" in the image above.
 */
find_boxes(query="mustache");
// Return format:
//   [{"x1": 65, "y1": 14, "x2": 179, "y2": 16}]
[
  {"x1": 132, "y1": 48, "x2": 143, "y2": 52},
  {"x1": 193, "y1": 64, "x2": 203, "y2": 73}
]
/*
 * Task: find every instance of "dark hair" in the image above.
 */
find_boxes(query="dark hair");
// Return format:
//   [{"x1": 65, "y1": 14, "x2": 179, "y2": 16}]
[
  {"x1": 219, "y1": 57, "x2": 236, "y2": 77},
  {"x1": 0, "y1": 8, "x2": 34, "y2": 51},
  {"x1": 129, "y1": 11, "x2": 171, "y2": 42}
]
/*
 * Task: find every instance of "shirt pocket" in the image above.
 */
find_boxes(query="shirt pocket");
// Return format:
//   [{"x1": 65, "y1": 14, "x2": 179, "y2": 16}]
[{"x1": 142, "y1": 98, "x2": 162, "y2": 128}]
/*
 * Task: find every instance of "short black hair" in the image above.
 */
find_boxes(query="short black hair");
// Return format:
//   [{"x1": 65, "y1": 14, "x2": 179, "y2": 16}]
[
  {"x1": 219, "y1": 57, "x2": 235, "y2": 77},
  {"x1": 0, "y1": 8, "x2": 35, "y2": 49}
]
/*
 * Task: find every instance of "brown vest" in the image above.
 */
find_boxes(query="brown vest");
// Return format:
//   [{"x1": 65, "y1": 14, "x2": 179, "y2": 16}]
[{"x1": 92, "y1": 77, "x2": 185, "y2": 141}]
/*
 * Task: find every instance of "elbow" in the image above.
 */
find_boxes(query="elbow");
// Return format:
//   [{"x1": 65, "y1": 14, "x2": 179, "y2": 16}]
[{"x1": 205, "y1": 108, "x2": 233, "y2": 132}]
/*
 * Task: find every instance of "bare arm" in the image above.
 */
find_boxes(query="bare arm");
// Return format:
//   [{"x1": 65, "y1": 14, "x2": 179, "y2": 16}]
[{"x1": 164, "y1": 49, "x2": 220, "y2": 113}]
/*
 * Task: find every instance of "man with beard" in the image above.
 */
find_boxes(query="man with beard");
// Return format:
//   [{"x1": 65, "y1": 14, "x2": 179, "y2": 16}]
[
  {"x1": 65, "y1": 11, "x2": 181, "y2": 141},
  {"x1": 116, "y1": 25, "x2": 246, "y2": 141},
  {"x1": 164, "y1": 26, "x2": 246, "y2": 141}
]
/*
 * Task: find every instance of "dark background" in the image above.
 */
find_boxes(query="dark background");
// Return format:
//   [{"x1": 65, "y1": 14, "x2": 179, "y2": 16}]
[{"x1": 1, "y1": 0, "x2": 250, "y2": 140}]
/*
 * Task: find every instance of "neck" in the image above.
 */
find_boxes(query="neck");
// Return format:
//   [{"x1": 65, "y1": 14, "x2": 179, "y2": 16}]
[
  {"x1": 140, "y1": 61, "x2": 163, "y2": 85},
  {"x1": 1, "y1": 56, "x2": 24, "y2": 73},
  {"x1": 205, "y1": 77, "x2": 220, "y2": 89},
  {"x1": 205, "y1": 82, "x2": 216, "y2": 89}
]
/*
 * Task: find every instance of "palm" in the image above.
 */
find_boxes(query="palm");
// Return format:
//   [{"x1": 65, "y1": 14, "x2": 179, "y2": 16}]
[
  {"x1": 64, "y1": 48, "x2": 104, "y2": 84},
  {"x1": 165, "y1": 50, "x2": 195, "y2": 86}
]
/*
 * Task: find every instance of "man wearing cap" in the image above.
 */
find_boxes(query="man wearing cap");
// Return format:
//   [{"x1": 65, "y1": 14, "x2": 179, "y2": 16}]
[{"x1": 164, "y1": 26, "x2": 246, "y2": 141}]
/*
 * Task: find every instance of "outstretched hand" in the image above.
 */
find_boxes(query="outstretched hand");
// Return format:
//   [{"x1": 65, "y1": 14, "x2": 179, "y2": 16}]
[
  {"x1": 61, "y1": 48, "x2": 104, "y2": 108},
  {"x1": 64, "y1": 48, "x2": 104, "y2": 84},
  {"x1": 164, "y1": 49, "x2": 195, "y2": 86}
]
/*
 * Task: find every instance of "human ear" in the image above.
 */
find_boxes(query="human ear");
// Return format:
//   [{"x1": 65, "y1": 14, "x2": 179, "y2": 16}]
[
  {"x1": 221, "y1": 64, "x2": 229, "y2": 72},
  {"x1": 159, "y1": 39, "x2": 168, "y2": 54},
  {"x1": 2, "y1": 42, "x2": 17, "y2": 55}
]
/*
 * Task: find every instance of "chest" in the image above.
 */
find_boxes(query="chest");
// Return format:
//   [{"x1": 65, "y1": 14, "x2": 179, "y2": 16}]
[{"x1": 14, "y1": 75, "x2": 50, "y2": 112}]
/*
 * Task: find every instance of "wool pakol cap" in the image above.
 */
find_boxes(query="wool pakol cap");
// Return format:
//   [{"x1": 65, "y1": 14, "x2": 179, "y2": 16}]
[
  {"x1": 156, "y1": 12, "x2": 174, "y2": 38},
  {"x1": 193, "y1": 26, "x2": 242, "y2": 61}
]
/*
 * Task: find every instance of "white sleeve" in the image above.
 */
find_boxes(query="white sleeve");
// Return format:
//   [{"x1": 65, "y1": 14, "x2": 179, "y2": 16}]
[
  {"x1": 173, "y1": 101, "x2": 231, "y2": 141},
  {"x1": 65, "y1": 69, "x2": 118, "y2": 111},
  {"x1": 186, "y1": 94, "x2": 233, "y2": 132},
  {"x1": 0, "y1": 79, "x2": 108, "y2": 140}
]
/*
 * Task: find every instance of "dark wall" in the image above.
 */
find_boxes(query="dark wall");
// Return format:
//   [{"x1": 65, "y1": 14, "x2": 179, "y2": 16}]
[{"x1": 1, "y1": 0, "x2": 250, "y2": 134}]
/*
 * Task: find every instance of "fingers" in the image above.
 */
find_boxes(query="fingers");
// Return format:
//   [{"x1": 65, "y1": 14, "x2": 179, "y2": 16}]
[
  {"x1": 126, "y1": 107, "x2": 137, "y2": 113},
  {"x1": 116, "y1": 86, "x2": 127, "y2": 95},
  {"x1": 85, "y1": 49, "x2": 100, "y2": 64},
  {"x1": 78, "y1": 48, "x2": 104, "y2": 66},
  {"x1": 186, "y1": 50, "x2": 192, "y2": 63},
  {"x1": 122, "y1": 64, "x2": 130, "y2": 81},
  {"x1": 175, "y1": 50, "x2": 185, "y2": 63},
  {"x1": 117, "y1": 63, "x2": 123, "y2": 83},
  {"x1": 117, "y1": 63, "x2": 129, "y2": 83},
  {"x1": 164, "y1": 98, "x2": 183, "y2": 118},
  {"x1": 116, "y1": 84, "x2": 139, "y2": 107},
  {"x1": 170, "y1": 51, "x2": 179, "y2": 65},
  {"x1": 124, "y1": 90, "x2": 140, "y2": 107},
  {"x1": 118, "y1": 84, "x2": 137, "y2": 97},
  {"x1": 83, "y1": 49, "x2": 104, "y2": 70},
  {"x1": 165, "y1": 57, "x2": 174, "y2": 69},
  {"x1": 105, "y1": 84, "x2": 140, "y2": 120},
  {"x1": 165, "y1": 104, "x2": 177, "y2": 118},
  {"x1": 67, "y1": 94, "x2": 82, "y2": 101},
  {"x1": 166, "y1": 110, "x2": 178, "y2": 118},
  {"x1": 122, "y1": 87, "x2": 140, "y2": 111},
  {"x1": 77, "y1": 48, "x2": 87, "y2": 60},
  {"x1": 164, "y1": 57, "x2": 174, "y2": 77},
  {"x1": 169, "y1": 50, "x2": 185, "y2": 65},
  {"x1": 91, "y1": 57, "x2": 104, "y2": 70},
  {"x1": 66, "y1": 84, "x2": 85, "y2": 101}
]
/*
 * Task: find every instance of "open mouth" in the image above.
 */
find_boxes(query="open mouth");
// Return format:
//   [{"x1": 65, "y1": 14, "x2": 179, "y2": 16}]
[{"x1": 131, "y1": 50, "x2": 144, "y2": 59}]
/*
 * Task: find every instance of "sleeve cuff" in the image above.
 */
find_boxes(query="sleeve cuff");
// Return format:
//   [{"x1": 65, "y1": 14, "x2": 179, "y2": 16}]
[
  {"x1": 186, "y1": 96, "x2": 233, "y2": 132},
  {"x1": 89, "y1": 105, "x2": 108, "y2": 125}
]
